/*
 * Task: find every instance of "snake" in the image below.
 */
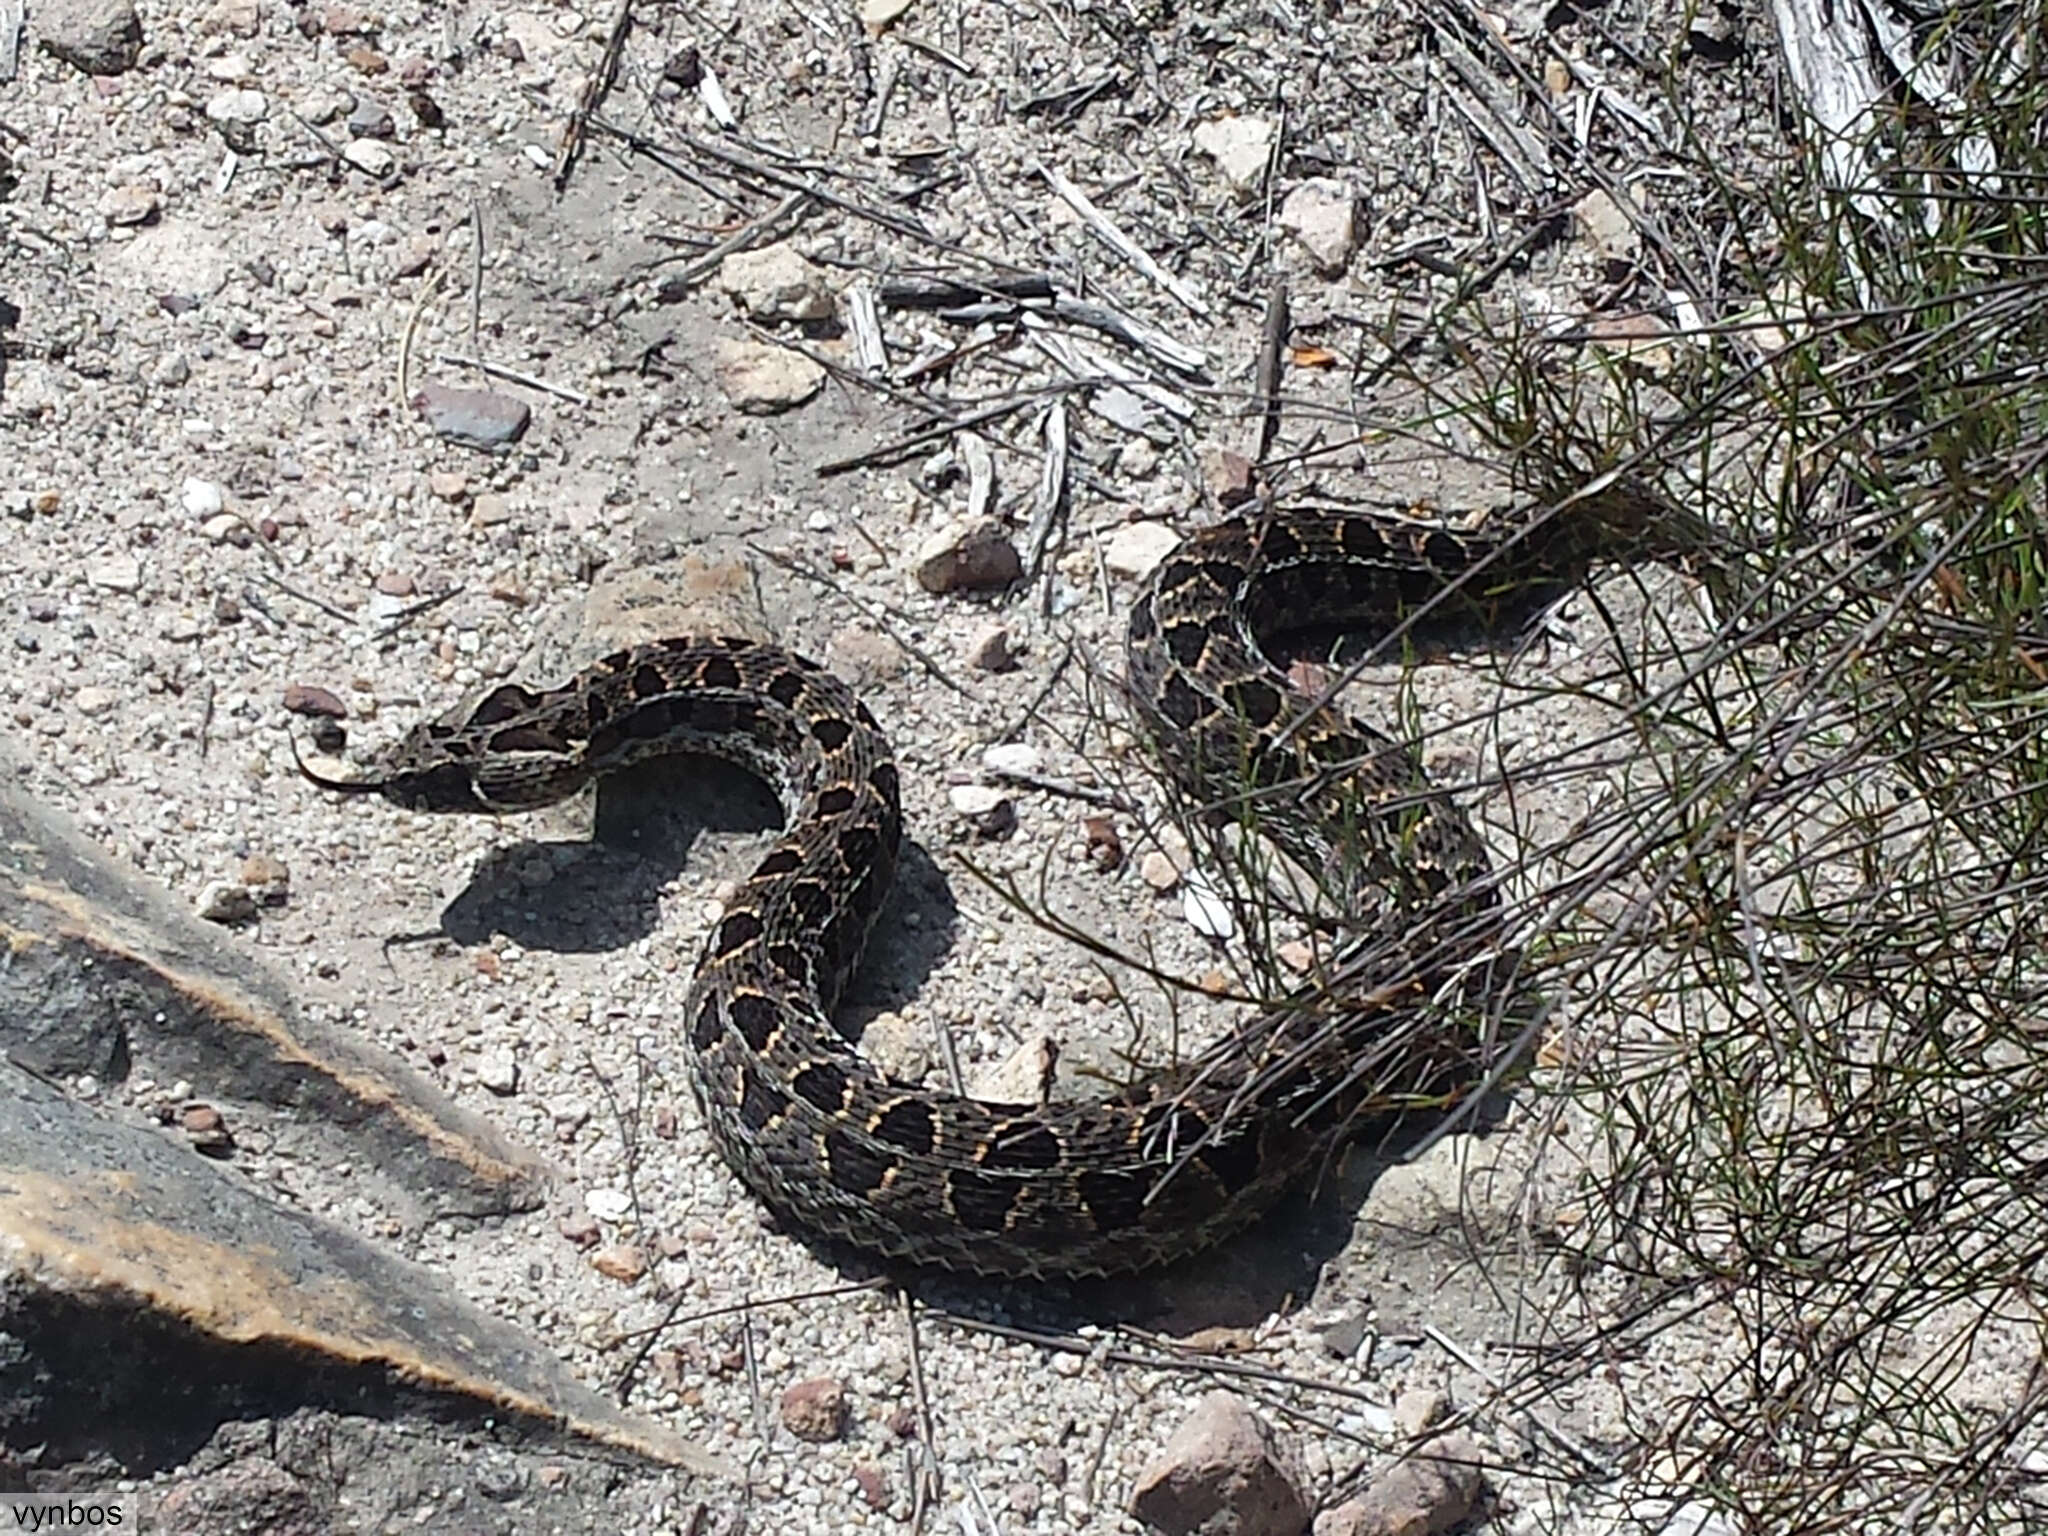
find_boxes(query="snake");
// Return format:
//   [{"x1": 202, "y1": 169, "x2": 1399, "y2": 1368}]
[{"x1": 296, "y1": 494, "x2": 1689, "y2": 1278}]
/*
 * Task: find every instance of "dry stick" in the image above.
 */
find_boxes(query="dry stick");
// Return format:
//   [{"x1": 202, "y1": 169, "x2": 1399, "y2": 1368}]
[
  {"x1": 433, "y1": 351, "x2": 592, "y2": 406},
  {"x1": 255, "y1": 569, "x2": 357, "y2": 625},
  {"x1": 1033, "y1": 160, "x2": 1209, "y2": 318},
  {"x1": 0, "y1": 0, "x2": 21, "y2": 82},
  {"x1": 815, "y1": 388, "x2": 1060, "y2": 476},
  {"x1": 598, "y1": 117, "x2": 1016, "y2": 264},
  {"x1": 899, "y1": 1290, "x2": 941, "y2": 1532},
  {"x1": 397, "y1": 267, "x2": 444, "y2": 411},
  {"x1": 610, "y1": 1279, "x2": 889, "y2": 1401},
  {"x1": 1253, "y1": 280, "x2": 1290, "y2": 464},
  {"x1": 467, "y1": 197, "x2": 483, "y2": 362},
  {"x1": 660, "y1": 189, "x2": 812, "y2": 295},
  {"x1": 1421, "y1": 1325, "x2": 1617, "y2": 1477},
  {"x1": 370, "y1": 585, "x2": 464, "y2": 641},
  {"x1": 1025, "y1": 396, "x2": 1070, "y2": 604},
  {"x1": 554, "y1": 0, "x2": 633, "y2": 193},
  {"x1": 751, "y1": 546, "x2": 971, "y2": 697}
]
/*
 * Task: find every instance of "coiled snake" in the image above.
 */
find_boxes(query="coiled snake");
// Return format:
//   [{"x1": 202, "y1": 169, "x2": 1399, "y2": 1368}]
[{"x1": 298, "y1": 495, "x2": 1687, "y2": 1277}]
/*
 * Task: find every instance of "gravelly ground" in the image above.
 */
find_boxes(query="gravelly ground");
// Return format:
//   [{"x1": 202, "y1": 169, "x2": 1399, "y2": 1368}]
[{"x1": 1, "y1": 0, "x2": 1865, "y2": 1528}]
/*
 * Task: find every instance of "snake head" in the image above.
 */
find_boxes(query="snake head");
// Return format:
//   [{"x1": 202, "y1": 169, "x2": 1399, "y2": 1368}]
[{"x1": 289, "y1": 727, "x2": 502, "y2": 812}]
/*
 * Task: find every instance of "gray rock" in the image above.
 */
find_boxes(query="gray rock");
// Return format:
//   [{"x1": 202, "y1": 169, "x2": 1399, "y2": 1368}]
[
  {"x1": 345, "y1": 93, "x2": 395, "y2": 138},
  {"x1": 411, "y1": 383, "x2": 531, "y2": 448},
  {"x1": 36, "y1": 0, "x2": 142, "y2": 74}
]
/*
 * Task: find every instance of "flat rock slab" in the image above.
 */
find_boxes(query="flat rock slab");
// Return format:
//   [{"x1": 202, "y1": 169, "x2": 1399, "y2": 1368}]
[
  {"x1": 0, "y1": 766, "x2": 542, "y2": 1222},
  {"x1": 0, "y1": 769, "x2": 726, "y2": 1476},
  {"x1": 0, "y1": 1065, "x2": 728, "y2": 1478}
]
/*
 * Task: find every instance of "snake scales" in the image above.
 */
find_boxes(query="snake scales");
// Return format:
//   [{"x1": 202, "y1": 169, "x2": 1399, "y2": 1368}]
[{"x1": 299, "y1": 495, "x2": 1684, "y2": 1277}]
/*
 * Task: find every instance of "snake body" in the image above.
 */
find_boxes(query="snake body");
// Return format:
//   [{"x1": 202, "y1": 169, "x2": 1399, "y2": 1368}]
[{"x1": 301, "y1": 499, "x2": 1675, "y2": 1277}]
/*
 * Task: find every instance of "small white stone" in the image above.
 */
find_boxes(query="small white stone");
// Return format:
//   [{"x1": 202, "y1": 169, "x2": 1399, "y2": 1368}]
[
  {"x1": 343, "y1": 138, "x2": 396, "y2": 177},
  {"x1": 1191, "y1": 115, "x2": 1276, "y2": 200},
  {"x1": 477, "y1": 1051, "x2": 519, "y2": 1096},
  {"x1": 1279, "y1": 178, "x2": 1361, "y2": 276},
  {"x1": 73, "y1": 686, "x2": 116, "y2": 718},
  {"x1": 1104, "y1": 520, "x2": 1183, "y2": 580},
  {"x1": 1181, "y1": 872, "x2": 1235, "y2": 940},
  {"x1": 201, "y1": 512, "x2": 246, "y2": 544},
  {"x1": 197, "y1": 880, "x2": 258, "y2": 924},
  {"x1": 204, "y1": 87, "x2": 269, "y2": 125},
  {"x1": 1139, "y1": 850, "x2": 1181, "y2": 892},
  {"x1": 180, "y1": 477, "x2": 224, "y2": 517},
  {"x1": 86, "y1": 555, "x2": 142, "y2": 593},
  {"x1": 948, "y1": 784, "x2": 1010, "y2": 817},
  {"x1": 714, "y1": 338, "x2": 825, "y2": 414},
  {"x1": 980, "y1": 741, "x2": 1042, "y2": 778},
  {"x1": 718, "y1": 243, "x2": 837, "y2": 323},
  {"x1": 585, "y1": 1187, "x2": 632, "y2": 1222}
]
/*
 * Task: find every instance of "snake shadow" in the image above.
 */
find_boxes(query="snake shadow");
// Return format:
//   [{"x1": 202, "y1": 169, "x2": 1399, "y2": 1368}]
[{"x1": 431, "y1": 751, "x2": 958, "y2": 1007}]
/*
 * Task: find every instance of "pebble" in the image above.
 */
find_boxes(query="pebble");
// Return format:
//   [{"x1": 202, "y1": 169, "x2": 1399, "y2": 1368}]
[
  {"x1": 713, "y1": 338, "x2": 824, "y2": 414},
  {"x1": 1139, "y1": 850, "x2": 1182, "y2": 892},
  {"x1": 860, "y1": 0, "x2": 912, "y2": 31},
  {"x1": 412, "y1": 383, "x2": 531, "y2": 448},
  {"x1": 85, "y1": 554, "x2": 141, "y2": 593},
  {"x1": 1319, "y1": 1308, "x2": 1371, "y2": 1359},
  {"x1": 980, "y1": 741, "x2": 1041, "y2": 778},
  {"x1": 1130, "y1": 1391, "x2": 1310, "y2": 1536},
  {"x1": 1201, "y1": 444, "x2": 1258, "y2": 508},
  {"x1": 1181, "y1": 873, "x2": 1235, "y2": 940},
  {"x1": 780, "y1": 1377, "x2": 850, "y2": 1443},
  {"x1": 1279, "y1": 178, "x2": 1362, "y2": 275},
  {"x1": 100, "y1": 183, "x2": 161, "y2": 226},
  {"x1": 180, "y1": 478, "x2": 225, "y2": 518},
  {"x1": 851, "y1": 1464, "x2": 889, "y2": 1510},
  {"x1": 346, "y1": 94, "x2": 395, "y2": 139},
  {"x1": 179, "y1": 1102, "x2": 236, "y2": 1157},
  {"x1": 1082, "y1": 814, "x2": 1122, "y2": 871},
  {"x1": 589, "y1": 1244, "x2": 647, "y2": 1283},
  {"x1": 948, "y1": 784, "x2": 1015, "y2": 839},
  {"x1": 718, "y1": 243, "x2": 837, "y2": 323},
  {"x1": 557, "y1": 1210, "x2": 600, "y2": 1247},
  {"x1": 202, "y1": 513, "x2": 250, "y2": 546},
  {"x1": 25, "y1": 597, "x2": 59, "y2": 623},
  {"x1": 13, "y1": 633, "x2": 38, "y2": 655},
  {"x1": 343, "y1": 138, "x2": 396, "y2": 177},
  {"x1": 966, "y1": 622, "x2": 1018, "y2": 672},
  {"x1": 205, "y1": 87, "x2": 270, "y2": 125},
  {"x1": 914, "y1": 520, "x2": 1021, "y2": 593},
  {"x1": 476, "y1": 1051, "x2": 519, "y2": 1095},
  {"x1": 1394, "y1": 1386, "x2": 1451, "y2": 1437},
  {"x1": 427, "y1": 471, "x2": 469, "y2": 502},
  {"x1": 239, "y1": 854, "x2": 290, "y2": 905},
  {"x1": 282, "y1": 683, "x2": 348, "y2": 719},
  {"x1": 585, "y1": 1187, "x2": 631, "y2": 1222},
  {"x1": 1104, "y1": 520, "x2": 1182, "y2": 580},
  {"x1": 196, "y1": 881, "x2": 258, "y2": 925},
  {"x1": 1191, "y1": 115, "x2": 1276, "y2": 200},
  {"x1": 72, "y1": 686, "x2": 115, "y2": 718},
  {"x1": 1574, "y1": 186, "x2": 1642, "y2": 267},
  {"x1": 36, "y1": 0, "x2": 143, "y2": 74}
]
